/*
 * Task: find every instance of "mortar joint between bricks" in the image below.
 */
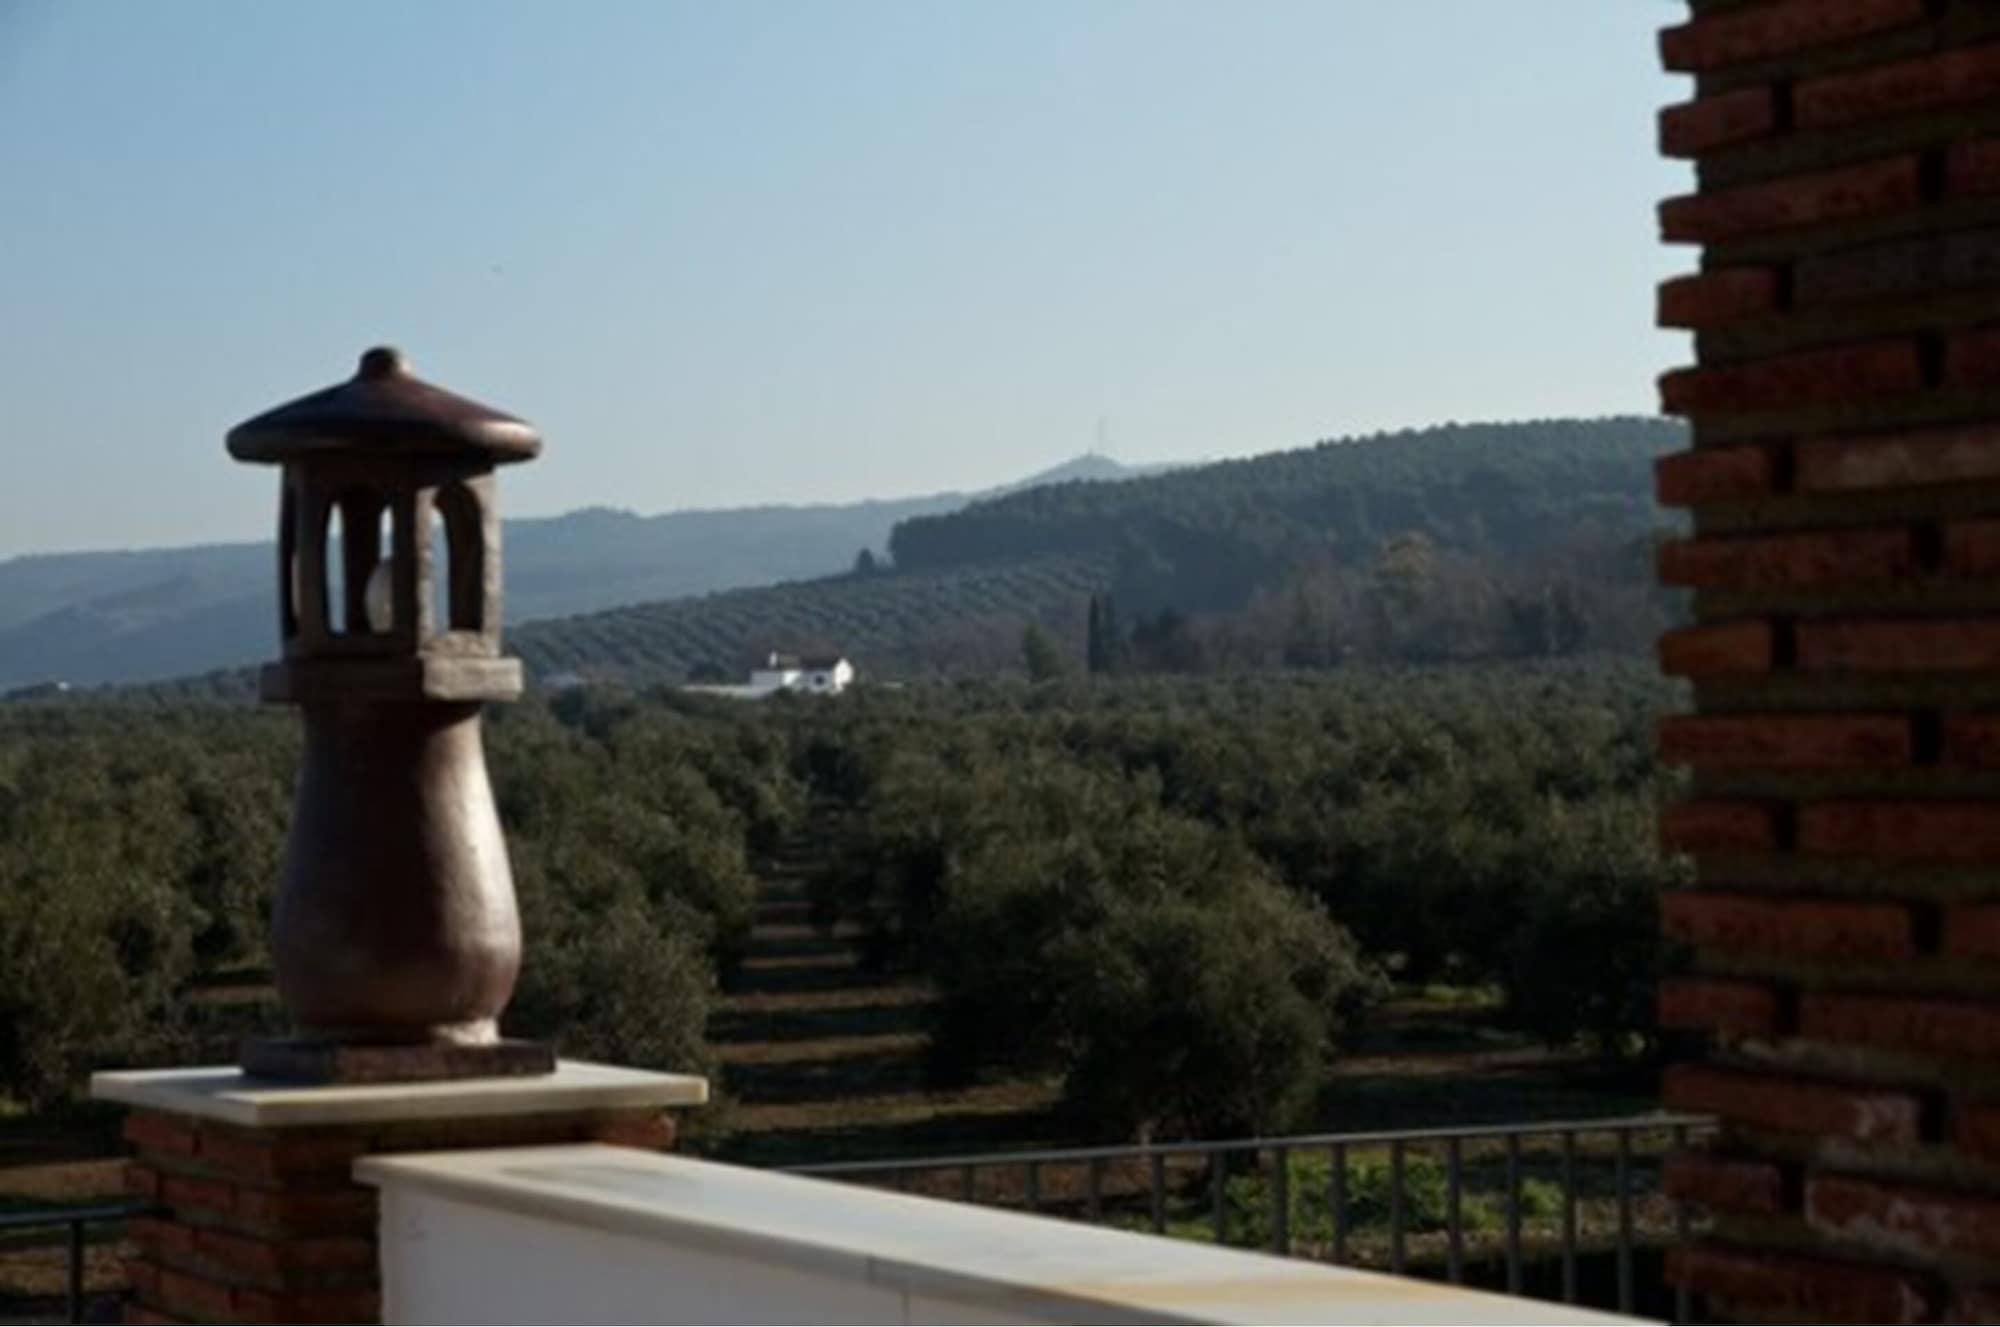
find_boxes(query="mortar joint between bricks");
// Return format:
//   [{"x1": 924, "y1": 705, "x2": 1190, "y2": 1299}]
[
  {"x1": 1772, "y1": 75, "x2": 1797, "y2": 134},
  {"x1": 1921, "y1": 330, "x2": 1950, "y2": 385},
  {"x1": 1911, "y1": 900, "x2": 1946, "y2": 954},
  {"x1": 1923, "y1": 147, "x2": 1952, "y2": 203},
  {"x1": 1772, "y1": 438, "x2": 1799, "y2": 494},
  {"x1": 1913, "y1": 708, "x2": 1947, "y2": 762},
  {"x1": 1773, "y1": 615, "x2": 1801, "y2": 669},
  {"x1": 1918, "y1": 520, "x2": 1948, "y2": 569},
  {"x1": 1776, "y1": 801, "x2": 1801, "y2": 853}
]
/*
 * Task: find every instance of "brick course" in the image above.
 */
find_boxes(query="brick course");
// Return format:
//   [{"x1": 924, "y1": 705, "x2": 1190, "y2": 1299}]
[
  {"x1": 1658, "y1": 527, "x2": 1918, "y2": 588},
  {"x1": 1660, "y1": 1151, "x2": 1785, "y2": 1214},
  {"x1": 1658, "y1": 620, "x2": 1775, "y2": 675},
  {"x1": 1945, "y1": 904, "x2": 2000, "y2": 961},
  {"x1": 1657, "y1": 267, "x2": 1783, "y2": 328},
  {"x1": 1800, "y1": 800, "x2": 2000, "y2": 861},
  {"x1": 1661, "y1": 89, "x2": 1783, "y2": 158},
  {"x1": 1659, "y1": 157, "x2": 1922, "y2": 245},
  {"x1": 1810, "y1": 1174, "x2": 2000, "y2": 1260},
  {"x1": 1953, "y1": 1100, "x2": 2000, "y2": 1159},
  {"x1": 1657, "y1": 714, "x2": 1912, "y2": 769},
  {"x1": 1796, "y1": 427, "x2": 2000, "y2": 492},
  {"x1": 1657, "y1": 3, "x2": 2000, "y2": 1316},
  {"x1": 1662, "y1": 892, "x2": 1915, "y2": 960},
  {"x1": 1660, "y1": 0, "x2": 1929, "y2": 74},
  {"x1": 1654, "y1": 444, "x2": 1776, "y2": 504},
  {"x1": 1944, "y1": 329, "x2": 2000, "y2": 389},
  {"x1": 1947, "y1": 519, "x2": 2000, "y2": 576},
  {"x1": 1802, "y1": 992, "x2": 2000, "y2": 1059},
  {"x1": 1660, "y1": 799, "x2": 1783, "y2": 854},
  {"x1": 1951, "y1": 141, "x2": 2000, "y2": 200},
  {"x1": 1661, "y1": 1064, "x2": 1922, "y2": 1144},
  {"x1": 1795, "y1": 228, "x2": 2000, "y2": 307},
  {"x1": 1658, "y1": 977, "x2": 1783, "y2": 1038},
  {"x1": 1797, "y1": 44, "x2": 2000, "y2": 130},
  {"x1": 1798, "y1": 619, "x2": 2000, "y2": 671},
  {"x1": 1665, "y1": 1243, "x2": 1934, "y2": 1323},
  {"x1": 1658, "y1": 339, "x2": 1921, "y2": 414},
  {"x1": 1943, "y1": 716, "x2": 2000, "y2": 766}
]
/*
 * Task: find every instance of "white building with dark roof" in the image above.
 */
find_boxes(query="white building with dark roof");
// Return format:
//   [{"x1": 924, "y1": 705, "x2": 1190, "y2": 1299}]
[{"x1": 686, "y1": 651, "x2": 856, "y2": 699}]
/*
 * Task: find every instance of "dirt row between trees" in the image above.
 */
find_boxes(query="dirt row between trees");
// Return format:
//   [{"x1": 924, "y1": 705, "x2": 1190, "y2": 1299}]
[
  {"x1": 702, "y1": 846, "x2": 1065, "y2": 1170},
  {"x1": 701, "y1": 840, "x2": 1662, "y2": 1172}
]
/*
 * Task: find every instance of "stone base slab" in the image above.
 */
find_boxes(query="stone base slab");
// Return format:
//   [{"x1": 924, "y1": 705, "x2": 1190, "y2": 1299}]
[
  {"x1": 92, "y1": 1059, "x2": 704, "y2": 1129},
  {"x1": 239, "y1": 1036, "x2": 556, "y2": 1085}
]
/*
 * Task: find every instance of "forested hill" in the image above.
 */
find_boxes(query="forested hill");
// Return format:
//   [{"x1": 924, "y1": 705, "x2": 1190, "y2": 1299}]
[
  {"x1": 888, "y1": 418, "x2": 1683, "y2": 614},
  {"x1": 0, "y1": 454, "x2": 1150, "y2": 690},
  {"x1": 81, "y1": 418, "x2": 1687, "y2": 700}
]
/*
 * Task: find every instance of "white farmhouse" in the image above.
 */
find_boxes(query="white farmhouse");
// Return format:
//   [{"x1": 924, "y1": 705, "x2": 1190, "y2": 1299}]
[{"x1": 684, "y1": 651, "x2": 855, "y2": 700}]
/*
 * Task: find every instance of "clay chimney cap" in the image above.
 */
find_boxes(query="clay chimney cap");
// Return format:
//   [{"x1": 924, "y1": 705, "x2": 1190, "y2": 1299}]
[{"x1": 227, "y1": 346, "x2": 541, "y2": 465}]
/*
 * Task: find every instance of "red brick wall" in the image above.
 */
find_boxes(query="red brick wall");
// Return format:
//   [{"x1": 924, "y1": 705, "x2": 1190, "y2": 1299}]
[
  {"x1": 118, "y1": 1107, "x2": 674, "y2": 1325},
  {"x1": 1655, "y1": 2, "x2": 2000, "y2": 1321}
]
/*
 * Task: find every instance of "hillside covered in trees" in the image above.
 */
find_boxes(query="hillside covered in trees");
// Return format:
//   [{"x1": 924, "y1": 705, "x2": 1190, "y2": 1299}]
[
  {"x1": 0, "y1": 456, "x2": 1152, "y2": 691},
  {"x1": 509, "y1": 416, "x2": 1684, "y2": 683},
  {"x1": 75, "y1": 417, "x2": 1684, "y2": 703},
  {"x1": 890, "y1": 417, "x2": 1680, "y2": 608}
]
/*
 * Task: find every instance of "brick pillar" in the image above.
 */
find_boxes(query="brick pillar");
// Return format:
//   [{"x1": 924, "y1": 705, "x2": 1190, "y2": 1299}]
[
  {"x1": 96, "y1": 1065, "x2": 704, "y2": 1325},
  {"x1": 1655, "y1": 2, "x2": 2000, "y2": 1322}
]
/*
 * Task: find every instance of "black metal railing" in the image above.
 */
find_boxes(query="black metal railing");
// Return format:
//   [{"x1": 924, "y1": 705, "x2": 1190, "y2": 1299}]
[
  {"x1": 790, "y1": 1112, "x2": 1716, "y2": 1320},
  {"x1": 0, "y1": 1201, "x2": 149, "y2": 1324}
]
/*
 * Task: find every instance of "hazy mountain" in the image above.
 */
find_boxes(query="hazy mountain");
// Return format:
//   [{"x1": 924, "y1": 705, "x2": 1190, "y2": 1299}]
[
  {"x1": 120, "y1": 417, "x2": 1683, "y2": 703},
  {"x1": 891, "y1": 418, "x2": 1682, "y2": 616},
  {"x1": 0, "y1": 455, "x2": 1153, "y2": 690},
  {"x1": 511, "y1": 417, "x2": 1678, "y2": 687}
]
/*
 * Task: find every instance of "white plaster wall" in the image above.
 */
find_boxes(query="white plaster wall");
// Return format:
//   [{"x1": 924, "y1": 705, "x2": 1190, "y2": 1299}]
[
  {"x1": 379, "y1": 1188, "x2": 910, "y2": 1325},
  {"x1": 378, "y1": 1186, "x2": 1086, "y2": 1325},
  {"x1": 363, "y1": 1146, "x2": 1632, "y2": 1327}
]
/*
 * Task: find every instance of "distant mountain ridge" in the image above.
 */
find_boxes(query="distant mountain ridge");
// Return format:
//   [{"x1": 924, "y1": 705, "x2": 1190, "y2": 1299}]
[
  {"x1": 115, "y1": 415, "x2": 1686, "y2": 702},
  {"x1": 889, "y1": 417, "x2": 1684, "y2": 615},
  {"x1": 0, "y1": 455, "x2": 1154, "y2": 689},
  {"x1": 530, "y1": 416, "x2": 1684, "y2": 685}
]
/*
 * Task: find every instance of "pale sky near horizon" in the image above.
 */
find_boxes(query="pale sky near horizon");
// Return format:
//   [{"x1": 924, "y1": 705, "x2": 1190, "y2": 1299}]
[{"x1": 0, "y1": 1, "x2": 1690, "y2": 558}]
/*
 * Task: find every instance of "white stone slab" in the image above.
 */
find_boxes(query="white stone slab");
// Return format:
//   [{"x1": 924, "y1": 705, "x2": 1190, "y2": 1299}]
[
  {"x1": 89, "y1": 1061, "x2": 707, "y2": 1128},
  {"x1": 358, "y1": 1144, "x2": 1637, "y2": 1325}
]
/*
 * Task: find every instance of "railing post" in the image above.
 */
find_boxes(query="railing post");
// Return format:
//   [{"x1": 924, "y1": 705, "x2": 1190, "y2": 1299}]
[
  {"x1": 1330, "y1": 1142, "x2": 1349, "y2": 1265},
  {"x1": 1390, "y1": 1140, "x2": 1407, "y2": 1275},
  {"x1": 1561, "y1": 1129, "x2": 1578, "y2": 1305},
  {"x1": 1505, "y1": 1132, "x2": 1523, "y2": 1296},
  {"x1": 1087, "y1": 1157, "x2": 1105, "y2": 1223},
  {"x1": 1448, "y1": 1135, "x2": 1464, "y2": 1279},
  {"x1": 1673, "y1": 1123, "x2": 1692, "y2": 1325},
  {"x1": 1150, "y1": 1151, "x2": 1167, "y2": 1233},
  {"x1": 1025, "y1": 1161, "x2": 1040, "y2": 1214},
  {"x1": 1271, "y1": 1146, "x2": 1291, "y2": 1256},
  {"x1": 1211, "y1": 1151, "x2": 1228, "y2": 1244},
  {"x1": 1616, "y1": 1128, "x2": 1635, "y2": 1316},
  {"x1": 67, "y1": 1218, "x2": 84, "y2": 1325}
]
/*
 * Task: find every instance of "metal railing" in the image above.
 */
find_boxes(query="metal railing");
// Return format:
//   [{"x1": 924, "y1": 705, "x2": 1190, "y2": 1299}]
[
  {"x1": 0, "y1": 1201, "x2": 149, "y2": 1324},
  {"x1": 790, "y1": 1112, "x2": 1716, "y2": 1320}
]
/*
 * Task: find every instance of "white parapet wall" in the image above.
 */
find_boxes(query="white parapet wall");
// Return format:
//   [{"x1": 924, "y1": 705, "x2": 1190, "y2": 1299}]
[{"x1": 358, "y1": 1143, "x2": 1636, "y2": 1325}]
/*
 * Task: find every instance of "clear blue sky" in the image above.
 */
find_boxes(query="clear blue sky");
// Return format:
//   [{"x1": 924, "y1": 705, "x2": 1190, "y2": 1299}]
[{"x1": 0, "y1": 1, "x2": 1689, "y2": 557}]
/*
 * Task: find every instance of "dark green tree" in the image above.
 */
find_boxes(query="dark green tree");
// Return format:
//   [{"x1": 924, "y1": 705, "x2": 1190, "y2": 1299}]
[
  {"x1": 1086, "y1": 593, "x2": 1129, "y2": 675},
  {"x1": 1021, "y1": 623, "x2": 1069, "y2": 683}
]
